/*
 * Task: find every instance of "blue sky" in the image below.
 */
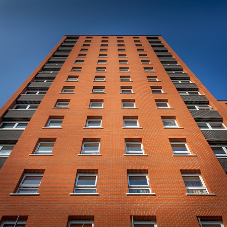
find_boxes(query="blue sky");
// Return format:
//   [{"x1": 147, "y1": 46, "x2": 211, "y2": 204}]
[{"x1": 0, "y1": 0, "x2": 227, "y2": 108}]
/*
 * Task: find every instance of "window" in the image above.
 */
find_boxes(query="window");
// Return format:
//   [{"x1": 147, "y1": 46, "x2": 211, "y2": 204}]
[
  {"x1": 144, "y1": 67, "x2": 154, "y2": 72},
  {"x1": 101, "y1": 40, "x2": 108, "y2": 42},
  {"x1": 186, "y1": 105, "x2": 212, "y2": 110},
  {"x1": 61, "y1": 87, "x2": 74, "y2": 93},
  {"x1": 90, "y1": 101, "x2": 103, "y2": 108},
  {"x1": 35, "y1": 142, "x2": 54, "y2": 154},
  {"x1": 122, "y1": 101, "x2": 135, "y2": 108},
  {"x1": 118, "y1": 49, "x2": 126, "y2": 52},
  {"x1": 75, "y1": 60, "x2": 84, "y2": 64},
  {"x1": 17, "y1": 173, "x2": 43, "y2": 194},
  {"x1": 139, "y1": 54, "x2": 148, "y2": 57},
  {"x1": 46, "y1": 119, "x2": 63, "y2": 128},
  {"x1": 133, "y1": 221, "x2": 157, "y2": 227},
  {"x1": 96, "y1": 67, "x2": 106, "y2": 72},
  {"x1": 200, "y1": 220, "x2": 224, "y2": 227},
  {"x1": 71, "y1": 67, "x2": 82, "y2": 72},
  {"x1": 119, "y1": 67, "x2": 129, "y2": 72},
  {"x1": 141, "y1": 60, "x2": 150, "y2": 64},
  {"x1": 162, "y1": 119, "x2": 178, "y2": 128},
  {"x1": 128, "y1": 174, "x2": 150, "y2": 193},
  {"x1": 98, "y1": 54, "x2": 107, "y2": 57},
  {"x1": 25, "y1": 91, "x2": 47, "y2": 95},
  {"x1": 118, "y1": 44, "x2": 125, "y2": 47},
  {"x1": 92, "y1": 87, "x2": 105, "y2": 93},
  {"x1": 118, "y1": 54, "x2": 127, "y2": 58},
  {"x1": 100, "y1": 49, "x2": 108, "y2": 52},
  {"x1": 74, "y1": 174, "x2": 97, "y2": 193},
  {"x1": 1, "y1": 220, "x2": 27, "y2": 227},
  {"x1": 117, "y1": 36, "x2": 123, "y2": 39},
  {"x1": 172, "y1": 80, "x2": 191, "y2": 83},
  {"x1": 0, "y1": 145, "x2": 14, "y2": 157},
  {"x1": 82, "y1": 44, "x2": 90, "y2": 47},
  {"x1": 94, "y1": 76, "x2": 105, "y2": 81},
  {"x1": 121, "y1": 87, "x2": 133, "y2": 93},
  {"x1": 78, "y1": 54, "x2": 86, "y2": 57},
  {"x1": 35, "y1": 79, "x2": 54, "y2": 82},
  {"x1": 147, "y1": 76, "x2": 158, "y2": 82},
  {"x1": 133, "y1": 36, "x2": 139, "y2": 39},
  {"x1": 81, "y1": 142, "x2": 100, "y2": 154},
  {"x1": 182, "y1": 174, "x2": 208, "y2": 194},
  {"x1": 125, "y1": 142, "x2": 143, "y2": 155},
  {"x1": 210, "y1": 145, "x2": 227, "y2": 157},
  {"x1": 14, "y1": 104, "x2": 38, "y2": 110},
  {"x1": 101, "y1": 44, "x2": 108, "y2": 47},
  {"x1": 119, "y1": 60, "x2": 128, "y2": 64},
  {"x1": 156, "y1": 101, "x2": 170, "y2": 108},
  {"x1": 97, "y1": 60, "x2": 107, "y2": 64},
  {"x1": 134, "y1": 40, "x2": 141, "y2": 43},
  {"x1": 0, "y1": 122, "x2": 28, "y2": 129},
  {"x1": 80, "y1": 49, "x2": 88, "y2": 52},
  {"x1": 179, "y1": 91, "x2": 200, "y2": 95},
  {"x1": 120, "y1": 76, "x2": 131, "y2": 82},
  {"x1": 197, "y1": 122, "x2": 226, "y2": 130},
  {"x1": 67, "y1": 220, "x2": 94, "y2": 227},
  {"x1": 171, "y1": 142, "x2": 190, "y2": 155},
  {"x1": 117, "y1": 40, "x2": 124, "y2": 43},
  {"x1": 135, "y1": 44, "x2": 143, "y2": 47},
  {"x1": 137, "y1": 49, "x2": 145, "y2": 52},
  {"x1": 55, "y1": 101, "x2": 69, "y2": 108},
  {"x1": 66, "y1": 76, "x2": 78, "y2": 81},
  {"x1": 123, "y1": 118, "x2": 139, "y2": 128},
  {"x1": 151, "y1": 87, "x2": 163, "y2": 94},
  {"x1": 86, "y1": 36, "x2": 92, "y2": 38},
  {"x1": 86, "y1": 119, "x2": 102, "y2": 128}
]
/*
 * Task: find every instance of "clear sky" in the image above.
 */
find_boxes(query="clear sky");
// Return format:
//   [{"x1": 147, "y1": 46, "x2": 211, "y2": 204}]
[{"x1": 0, "y1": 0, "x2": 227, "y2": 108}]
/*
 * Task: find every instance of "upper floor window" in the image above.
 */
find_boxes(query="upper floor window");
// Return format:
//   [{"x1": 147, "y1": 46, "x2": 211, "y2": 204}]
[
  {"x1": 67, "y1": 220, "x2": 94, "y2": 227},
  {"x1": 61, "y1": 87, "x2": 74, "y2": 93},
  {"x1": 197, "y1": 122, "x2": 227, "y2": 130},
  {"x1": 74, "y1": 173, "x2": 97, "y2": 193},
  {"x1": 80, "y1": 49, "x2": 88, "y2": 52},
  {"x1": 92, "y1": 86, "x2": 105, "y2": 93},
  {"x1": 94, "y1": 76, "x2": 105, "y2": 82},
  {"x1": 119, "y1": 67, "x2": 129, "y2": 72},
  {"x1": 96, "y1": 67, "x2": 106, "y2": 72},
  {"x1": 66, "y1": 76, "x2": 78, "y2": 82},
  {"x1": 119, "y1": 60, "x2": 128, "y2": 64},
  {"x1": 144, "y1": 67, "x2": 154, "y2": 72},
  {"x1": 186, "y1": 105, "x2": 212, "y2": 110},
  {"x1": 25, "y1": 91, "x2": 46, "y2": 95},
  {"x1": 147, "y1": 76, "x2": 158, "y2": 82},
  {"x1": 46, "y1": 119, "x2": 63, "y2": 128},
  {"x1": 155, "y1": 100, "x2": 170, "y2": 108},
  {"x1": 100, "y1": 49, "x2": 108, "y2": 52},
  {"x1": 172, "y1": 80, "x2": 191, "y2": 83},
  {"x1": 71, "y1": 67, "x2": 82, "y2": 72},
  {"x1": 1, "y1": 220, "x2": 27, "y2": 227},
  {"x1": 81, "y1": 141, "x2": 100, "y2": 154},
  {"x1": 128, "y1": 173, "x2": 150, "y2": 194},
  {"x1": 125, "y1": 141, "x2": 143, "y2": 155},
  {"x1": 133, "y1": 221, "x2": 157, "y2": 227},
  {"x1": 162, "y1": 119, "x2": 178, "y2": 128},
  {"x1": 121, "y1": 86, "x2": 133, "y2": 93},
  {"x1": 78, "y1": 54, "x2": 86, "y2": 57},
  {"x1": 35, "y1": 142, "x2": 55, "y2": 154},
  {"x1": 34, "y1": 79, "x2": 54, "y2": 82},
  {"x1": 0, "y1": 122, "x2": 28, "y2": 129},
  {"x1": 14, "y1": 104, "x2": 38, "y2": 110},
  {"x1": 141, "y1": 60, "x2": 150, "y2": 64},
  {"x1": 139, "y1": 54, "x2": 148, "y2": 57},
  {"x1": 89, "y1": 100, "x2": 103, "y2": 108},
  {"x1": 0, "y1": 144, "x2": 14, "y2": 157},
  {"x1": 170, "y1": 142, "x2": 190, "y2": 155},
  {"x1": 120, "y1": 76, "x2": 131, "y2": 82},
  {"x1": 55, "y1": 100, "x2": 70, "y2": 108},
  {"x1": 122, "y1": 100, "x2": 136, "y2": 108},
  {"x1": 118, "y1": 54, "x2": 127, "y2": 58},
  {"x1": 85, "y1": 118, "x2": 102, "y2": 128},
  {"x1": 179, "y1": 91, "x2": 200, "y2": 95},
  {"x1": 118, "y1": 49, "x2": 126, "y2": 52},
  {"x1": 210, "y1": 144, "x2": 227, "y2": 157},
  {"x1": 123, "y1": 118, "x2": 139, "y2": 128},
  {"x1": 97, "y1": 60, "x2": 107, "y2": 64},
  {"x1": 151, "y1": 87, "x2": 163, "y2": 94},
  {"x1": 75, "y1": 60, "x2": 84, "y2": 64},
  {"x1": 99, "y1": 54, "x2": 107, "y2": 57}
]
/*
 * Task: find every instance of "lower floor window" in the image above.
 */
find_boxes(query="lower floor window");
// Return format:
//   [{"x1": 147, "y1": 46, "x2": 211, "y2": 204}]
[
  {"x1": 200, "y1": 221, "x2": 223, "y2": 227},
  {"x1": 1, "y1": 220, "x2": 26, "y2": 227},
  {"x1": 74, "y1": 174, "x2": 97, "y2": 193},
  {"x1": 128, "y1": 174, "x2": 150, "y2": 194},
  {"x1": 68, "y1": 220, "x2": 94, "y2": 227},
  {"x1": 133, "y1": 221, "x2": 157, "y2": 227}
]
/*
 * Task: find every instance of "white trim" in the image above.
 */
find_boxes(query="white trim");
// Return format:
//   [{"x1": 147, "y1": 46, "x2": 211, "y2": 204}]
[
  {"x1": 81, "y1": 142, "x2": 100, "y2": 154},
  {"x1": 122, "y1": 102, "x2": 135, "y2": 108},
  {"x1": 123, "y1": 119, "x2": 139, "y2": 128},
  {"x1": 68, "y1": 220, "x2": 94, "y2": 227},
  {"x1": 90, "y1": 102, "x2": 103, "y2": 108},
  {"x1": 92, "y1": 88, "x2": 105, "y2": 93},
  {"x1": 156, "y1": 102, "x2": 170, "y2": 108},
  {"x1": 171, "y1": 142, "x2": 190, "y2": 155},
  {"x1": 125, "y1": 142, "x2": 144, "y2": 154},
  {"x1": 35, "y1": 142, "x2": 55, "y2": 154},
  {"x1": 197, "y1": 122, "x2": 227, "y2": 130},
  {"x1": 86, "y1": 119, "x2": 102, "y2": 128}
]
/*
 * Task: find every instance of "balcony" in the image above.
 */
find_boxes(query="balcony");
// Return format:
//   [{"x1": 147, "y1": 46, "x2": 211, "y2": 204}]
[
  {"x1": 0, "y1": 130, "x2": 23, "y2": 142},
  {"x1": 152, "y1": 47, "x2": 168, "y2": 52},
  {"x1": 58, "y1": 47, "x2": 73, "y2": 51},
  {"x1": 36, "y1": 73, "x2": 57, "y2": 79},
  {"x1": 3, "y1": 110, "x2": 36, "y2": 121},
  {"x1": 217, "y1": 159, "x2": 227, "y2": 173},
  {"x1": 53, "y1": 51, "x2": 70, "y2": 57},
  {"x1": 0, "y1": 157, "x2": 7, "y2": 169},
  {"x1": 174, "y1": 83, "x2": 198, "y2": 91},
  {"x1": 159, "y1": 57, "x2": 177, "y2": 64},
  {"x1": 156, "y1": 52, "x2": 172, "y2": 57},
  {"x1": 163, "y1": 64, "x2": 183, "y2": 71},
  {"x1": 168, "y1": 73, "x2": 190, "y2": 80},
  {"x1": 202, "y1": 130, "x2": 227, "y2": 142},
  {"x1": 42, "y1": 65, "x2": 62, "y2": 71},
  {"x1": 17, "y1": 94, "x2": 45, "y2": 104},
  {"x1": 149, "y1": 43, "x2": 164, "y2": 47},
  {"x1": 190, "y1": 110, "x2": 223, "y2": 121},
  {"x1": 28, "y1": 82, "x2": 52, "y2": 90},
  {"x1": 181, "y1": 95, "x2": 209, "y2": 104}
]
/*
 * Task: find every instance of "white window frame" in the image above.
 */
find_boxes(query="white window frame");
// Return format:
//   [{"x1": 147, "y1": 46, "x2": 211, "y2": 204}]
[
  {"x1": 172, "y1": 80, "x2": 191, "y2": 83},
  {"x1": 128, "y1": 174, "x2": 151, "y2": 194},
  {"x1": 55, "y1": 102, "x2": 69, "y2": 108},
  {"x1": 34, "y1": 79, "x2": 54, "y2": 82},
  {"x1": 92, "y1": 88, "x2": 105, "y2": 93},
  {"x1": 120, "y1": 77, "x2": 131, "y2": 82},
  {"x1": 0, "y1": 144, "x2": 14, "y2": 157},
  {"x1": 62, "y1": 88, "x2": 74, "y2": 93},
  {"x1": 86, "y1": 119, "x2": 102, "y2": 128},
  {"x1": 97, "y1": 60, "x2": 107, "y2": 64},
  {"x1": 75, "y1": 60, "x2": 84, "y2": 64},
  {"x1": 96, "y1": 68, "x2": 106, "y2": 72},
  {"x1": 171, "y1": 142, "x2": 190, "y2": 155},
  {"x1": 200, "y1": 221, "x2": 224, "y2": 227},
  {"x1": 67, "y1": 220, "x2": 94, "y2": 227},
  {"x1": 81, "y1": 142, "x2": 100, "y2": 154},
  {"x1": 35, "y1": 142, "x2": 55, "y2": 154},
  {"x1": 74, "y1": 173, "x2": 97, "y2": 193},
  {"x1": 151, "y1": 88, "x2": 163, "y2": 94},
  {"x1": 182, "y1": 173, "x2": 209, "y2": 194},
  {"x1": 0, "y1": 122, "x2": 28, "y2": 130},
  {"x1": 94, "y1": 77, "x2": 105, "y2": 81},
  {"x1": 67, "y1": 77, "x2": 78, "y2": 81},
  {"x1": 162, "y1": 119, "x2": 178, "y2": 128},
  {"x1": 141, "y1": 60, "x2": 150, "y2": 64},
  {"x1": 119, "y1": 60, "x2": 128, "y2": 64},
  {"x1": 119, "y1": 68, "x2": 129, "y2": 72},
  {"x1": 118, "y1": 54, "x2": 127, "y2": 58},
  {"x1": 121, "y1": 89, "x2": 133, "y2": 93},
  {"x1": 1, "y1": 221, "x2": 27, "y2": 227},
  {"x1": 16, "y1": 173, "x2": 43, "y2": 194},
  {"x1": 123, "y1": 119, "x2": 139, "y2": 128},
  {"x1": 144, "y1": 68, "x2": 154, "y2": 72},
  {"x1": 197, "y1": 122, "x2": 227, "y2": 130},
  {"x1": 186, "y1": 105, "x2": 212, "y2": 110},
  {"x1": 46, "y1": 119, "x2": 63, "y2": 128},
  {"x1": 210, "y1": 145, "x2": 227, "y2": 157},
  {"x1": 13, "y1": 104, "x2": 38, "y2": 110},
  {"x1": 90, "y1": 102, "x2": 103, "y2": 108},
  {"x1": 25, "y1": 91, "x2": 47, "y2": 95},
  {"x1": 122, "y1": 102, "x2": 135, "y2": 108},
  {"x1": 71, "y1": 68, "x2": 82, "y2": 72},
  {"x1": 147, "y1": 77, "x2": 158, "y2": 82},
  {"x1": 179, "y1": 91, "x2": 200, "y2": 95},
  {"x1": 125, "y1": 142, "x2": 143, "y2": 155},
  {"x1": 133, "y1": 221, "x2": 157, "y2": 227},
  {"x1": 156, "y1": 102, "x2": 170, "y2": 108}
]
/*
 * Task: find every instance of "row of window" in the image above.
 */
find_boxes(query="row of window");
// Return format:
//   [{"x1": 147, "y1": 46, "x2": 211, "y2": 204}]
[
  {"x1": 2, "y1": 218, "x2": 223, "y2": 227},
  {"x1": 12, "y1": 170, "x2": 212, "y2": 196},
  {"x1": 75, "y1": 59, "x2": 151, "y2": 64},
  {"x1": 77, "y1": 53, "x2": 149, "y2": 58}
]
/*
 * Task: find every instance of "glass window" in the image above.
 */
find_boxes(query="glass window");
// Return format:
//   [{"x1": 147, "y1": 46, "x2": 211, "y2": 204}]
[
  {"x1": 35, "y1": 142, "x2": 54, "y2": 154},
  {"x1": 55, "y1": 102, "x2": 69, "y2": 108},
  {"x1": 67, "y1": 220, "x2": 94, "y2": 227},
  {"x1": 122, "y1": 102, "x2": 135, "y2": 108},
  {"x1": 151, "y1": 89, "x2": 163, "y2": 94},
  {"x1": 1, "y1": 221, "x2": 27, "y2": 227},
  {"x1": 0, "y1": 145, "x2": 14, "y2": 157},
  {"x1": 210, "y1": 145, "x2": 227, "y2": 157},
  {"x1": 47, "y1": 119, "x2": 62, "y2": 127},
  {"x1": 86, "y1": 119, "x2": 102, "y2": 128},
  {"x1": 147, "y1": 77, "x2": 158, "y2": 82},
  {"x1": 90, "y1": 102, "x2": 103, "y2": 108},
  {"x1": 197, "y1": 122, "x2": 226, "y2": 130},
  {"x1": 74, "y1": 174, "x2": 97, "y2": 193},
  {"x1": 125, "y1": 142, "x2": 143, "y2": 154},
  {"x1": 156, "y1": 102, "x2": 169, "y2": 108},
  {"x1": 0, "y1": 122, "x2": 28, "y2": 129},
  {"x1": 121, "y1": 89, "x2": 133, "y2": 93},
  {"x1": 128, "y1": 174, "x2": 150, "y2": 193},
  {"x1": 162, "y1": 119, "x2": 178, "y2": 128},
  {"x1": 67, "y1": 76, "x2": 78, "y2": 81},
  {"x1": 144, "y1": 67, "x2": 154, "y2": 72},
  {"x1": 171, "y1": 142, "x2": 190, "y2": 155},
  {"x1": 200, "y1": 221, "x2": 224, "y2": 227},
  {"x1": 62, "y1": 88, "x2": 74, "y2": 93},
  {"x1": 92, "y1": 88, "x2": 105, "y2": 93},
  {"x1": 82, "y1": 142, "x2": 100, "y2": 154},
  {"x1": 123, "y1": 119, "x2": 139, "y2": 128},
  {"x1": 134, "y1": 221, "x2": 157, "y2": 227},
  {"x1": 120, "y1": 77, "x2": 131, "y2": 82}
]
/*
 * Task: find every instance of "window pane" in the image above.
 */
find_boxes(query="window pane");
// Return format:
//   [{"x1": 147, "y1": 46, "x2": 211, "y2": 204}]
[
  {"x1": 22, "y1": 176, "x2": 42, "y2": 185},
  {"x1": 183, "y1": 177, "x2": 202, "y2": 187},
  {"x1": 210, "y1": 123, "x2": 225, "y2": 129},
  {"x1": 1, "y1": 123, "x2": 15, "y2": 128},
  {"x1": 157, "y1": 102, "x2": 168, "y2": 108},
  {"x1": 126, "y1": 143, "x2": 142, "y2": 153},
  {"x1": 49, "y1": 120, "x2": 62, "y2": 127},
  {"x1": 211, "y1": 147, "x2": 226, "y2": 155},
  {"x1": 83, "y1": 143, "x2": 99, "y2": 152},
  {"x1": 17, "y1": 188, "x2": 39, "y2": 194},
  {"x1": 87, "y1": 120, "x2": 101, "y2": 127},
  {"x1": 77, "y1": 176, "x2": 96, "y2": 185},
  {"x1": 202, "y1": 224, "x2": 222, "y2": 227},
  {"x1": 37, "y1": 143, "x2": 54, "y2": 153},
  {"x1": 123, "y1": 102, "x2": 134, "y2": 108},
  {"x1": 129, "y1": 189, "x2": 150, "y2": 194},
  {"x1": 171, "y1": 144, "x2": 187, "y2": 152},
  {"x1": 187, "y1": 189, "x2": 207, "y2": 194},
  {"x1": 15, "y1": 123, "x2": 27, "y2": 129},
  {"x1": 152, "y1": 89, "x2": 162, "y2": 93},
  {"x1": 75, "y1": 189, "x2": 96, "y2": 193},
  {"x1": 163, "y1": 120, "x2": 176, "y2": 127},
  {"x1": 197, "y1": 123, "x2": 209, "y2": 129},
  {"x1": 15, "y1": 105, "x2": 27, "y2": 109},
  {"x1": 134, "y1": 224, "x2": 155, "y2": 227},
  {"x1": 0, "y1": 146, "x2": 14, "y2": 155},
  {"x1": 90, "y1": 102, "x2": 102, "y2": 108},
  {"x1": 124, "y1": 120, "x2": 137, "y2": 127},
  {"x1": 129, "y1": 176, "x2": 148, "y2": 186}
]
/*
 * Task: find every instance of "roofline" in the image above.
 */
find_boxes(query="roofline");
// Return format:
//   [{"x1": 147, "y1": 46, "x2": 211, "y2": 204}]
[{"x1": 64, "y1": 35, "x2": 162, "y2": 36}]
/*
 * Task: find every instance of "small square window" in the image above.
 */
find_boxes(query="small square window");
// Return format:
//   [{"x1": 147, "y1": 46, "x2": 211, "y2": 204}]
[
  {"x1": 84, "y1": 40, "x2": 91, "y2": 43},
  {"x1": 74, "y1": 173, "x2": 97, "y2": 193},
  {"x1": 35, "y1": 142, "x2": 55, "y2": 154},
  {"x1": 171, "y1": 142, "x2": 190, "y2": 155},
  {"x1": 151, "y1": 88, "x2": 163, "y2": 94},
  {"x1": 47, "y1": 119, "x2": 63, "y2": 128},
  {"x1": 123, "y1": 118, "x2": 139, "y2": 128},
  {"x1": 156, "y1": 100, "x2": 169, "y2": 108},
  {"x1": 75, "y1": 60, "x2": 84, "y2": 64},
  {"x1": 94, "y1": 76, "x2": 105, "y2": 81},
  {"x1": 120, "y1": 76, "x2": 131, "y2": 82},
  {"x1": 81, "y1": 142, "x2": 100, "y2": 154},
  {"x1": 139, "y1": 54, "x2": 148, "y2": 58},
  {"x1": 128, "y1": 174, "x2": 150, "y2": 193},
  {"x1": 125, "y1": 142, "x2": 143, "y2": 154},
  {"x1": 67, "y1": 76, "x2": 78, "y2": 81},
  {"x1": 16, "y1": 173, "x2": 43, "y2": 194},
  {"x1": 90, "y1": 101, "x2": 103, "y2": 108},
  {"x1": 122, "y1": 101, "x2": 135, "y2": 108},
  {"x1": 86, "y1": 119, "x2": 102, "y2": 128},
  {"x1": 162, "y1": 119, "x2": 178, "y2": 128},
  {"x1": 182, "y1": 174, "x2": 208, "y2": 194},
  {"x1": 101, "y1": 44, "x2": 108, "y2": 47},
  {"x1": 137, "y1": 49, "x2": 145, "y2": 52},
  {"x1": 61, "y1": 87, "x2": 74, "y2": 93},
  {"x1": 0, "y1": 144, "x2": 14, "y2": 157},
  {"x1": 55, "y1": 101, "x2": 70, "y2": 108}
]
